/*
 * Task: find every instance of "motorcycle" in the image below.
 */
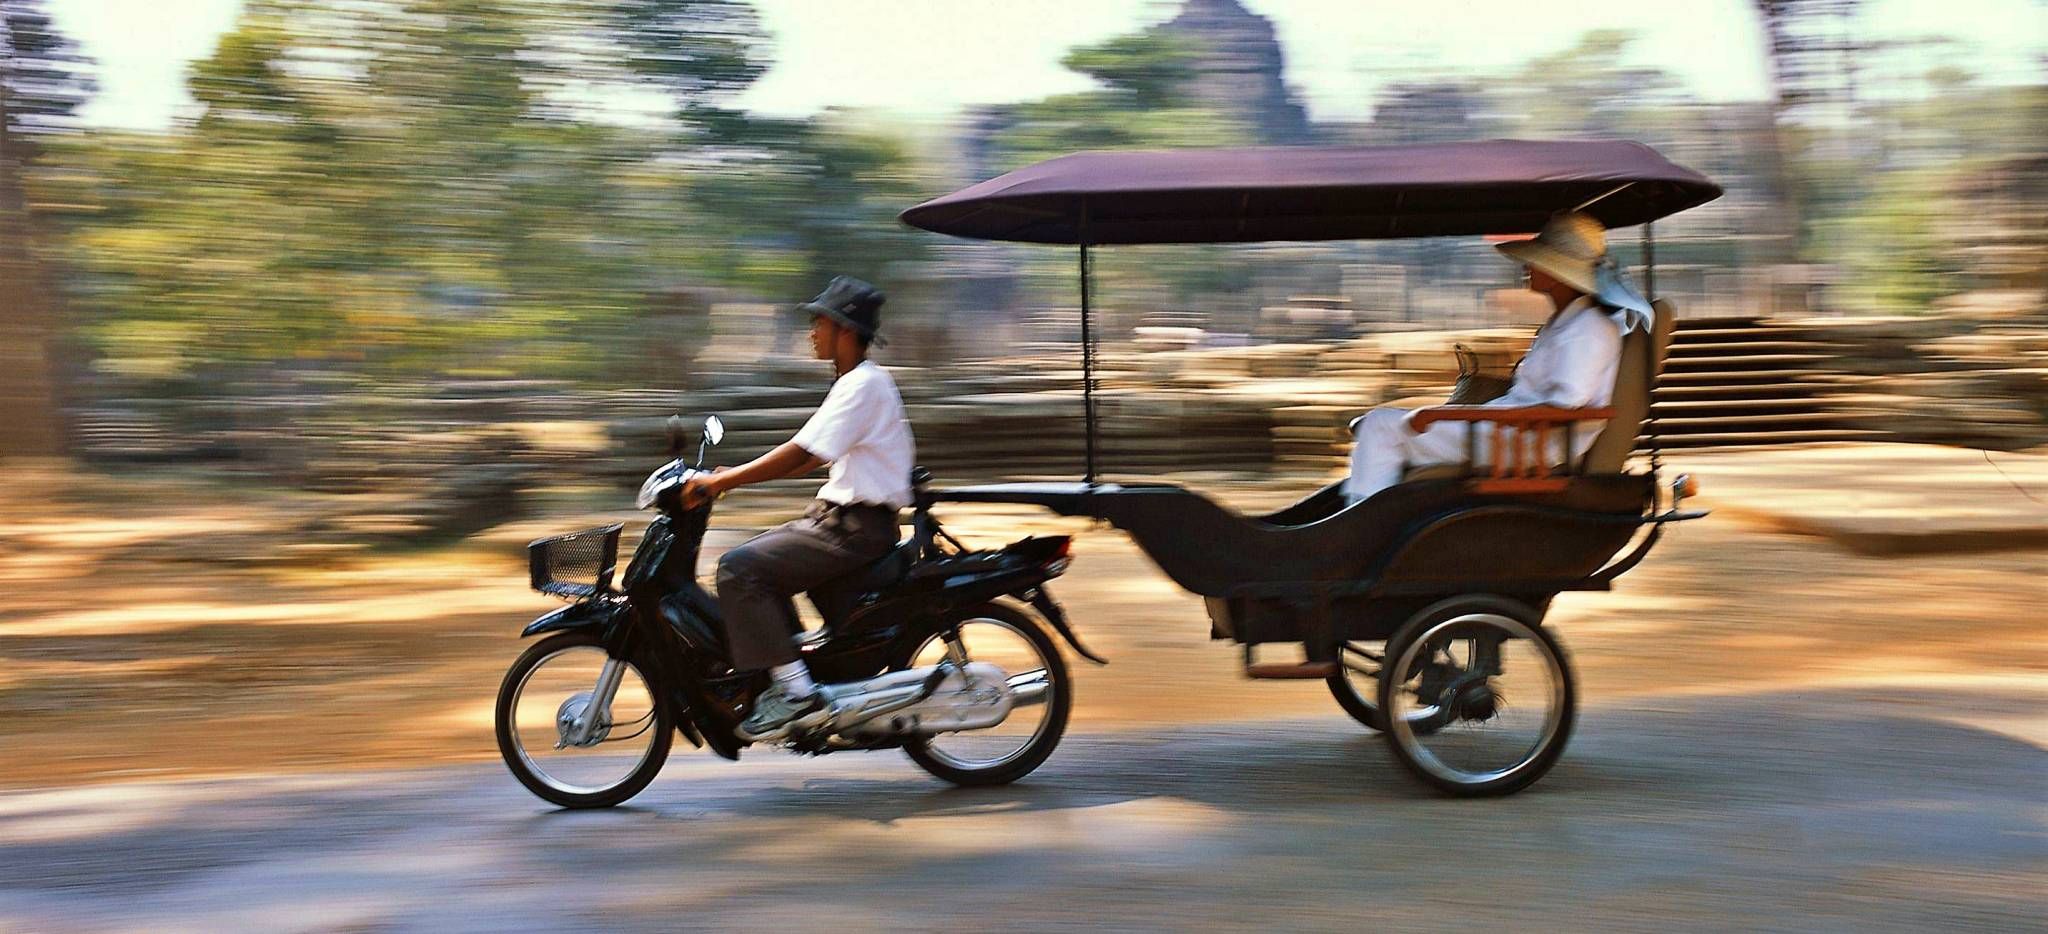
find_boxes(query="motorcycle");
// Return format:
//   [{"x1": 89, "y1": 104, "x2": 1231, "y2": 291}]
[{"x1": 495, "y1": 416, "x2": 1103, "y2": 809}]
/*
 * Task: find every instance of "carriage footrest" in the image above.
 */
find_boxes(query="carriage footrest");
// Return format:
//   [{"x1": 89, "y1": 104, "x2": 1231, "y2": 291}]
[{"x1": 1246, "y1": 661, "x2": 1338, "y2": 680}]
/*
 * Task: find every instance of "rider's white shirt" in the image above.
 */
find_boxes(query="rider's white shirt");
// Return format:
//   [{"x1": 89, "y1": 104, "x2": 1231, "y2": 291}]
[{"x1": 792, "y1": 360, "x2": 916, "y2": 510}]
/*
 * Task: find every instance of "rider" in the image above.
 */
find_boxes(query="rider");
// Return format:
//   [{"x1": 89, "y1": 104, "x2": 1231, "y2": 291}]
[
  {"x1": 680, "y1": 276, "x2": 915, "y2": 742},
  {"x1": 1345, "y1": 211, "x2": 1625, "y2": 502}
]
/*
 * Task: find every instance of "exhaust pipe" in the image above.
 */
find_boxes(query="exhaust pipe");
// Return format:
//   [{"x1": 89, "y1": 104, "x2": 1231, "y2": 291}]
[
  {"x1": 825, "y1": 665, "x2": 951, "y2": 732},
  {"x1": 1008, "y1": 669, "x2": 1051, "y2": 707},
  {"x1": 830, "y1": 662, "x2": 1030, "y2": 739}
]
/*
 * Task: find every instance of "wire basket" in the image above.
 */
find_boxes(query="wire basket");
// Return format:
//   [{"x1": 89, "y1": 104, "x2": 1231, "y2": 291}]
[{"x1": 528, "y1": 524, "x2": 623, "y2": 599}]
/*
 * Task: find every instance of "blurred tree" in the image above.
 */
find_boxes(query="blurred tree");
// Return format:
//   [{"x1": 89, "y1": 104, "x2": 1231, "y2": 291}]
[
  {"x1": 1492, "y1": 30, "x2": 1693, "y2": 139},
  {"x1": 0, "y1": 0, "x2": 94, "y2": 457},
  {"x1": 600, "y1": 2, "x2": 932, "y2": 348},
  {"x1": 1826, "y1": 168, "x2": 1955, "y2": 311},
  {"x1": 1814, "y1": 78, "x2": 2046, "y2": 312},
  {"x1": 42, "y1": 0, "x2": 936, "y2": 384},
  {"x1": 609, "y1": 0, "x2": 771, "y2": 134},
  {"x1": 54, "y1": 6, "x2": 454, "y2": 376},
  {"x1": 1061, "y1": 32, "x2": 1200, "y2": 111},
  {"x1": 978, "y1": 29, "x2": 1256, "y2": 336},
  {"x1": 678, "y1": 113, "x2": 936, "y2": 353},
  {"x1": 0, "y1": 0, "x2": 91, "y2": 132},
  {"x1": 46, "y1": 0, "x2": 684, "y2": 382},
  {"x1": 1751, "y1": 0, "x2": 1878, "y2": 261},
  {"x1": 987, "y1": 32, "x2": 1248, "y2": 169},
  {"x1": 783, "y1": 120, "x2": 932, "y2": 293}
]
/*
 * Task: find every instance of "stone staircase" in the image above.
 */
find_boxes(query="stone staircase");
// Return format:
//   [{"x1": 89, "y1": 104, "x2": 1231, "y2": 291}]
[{"x1": 1642, "y1": 315, "x2": 1888, "y2": 451}]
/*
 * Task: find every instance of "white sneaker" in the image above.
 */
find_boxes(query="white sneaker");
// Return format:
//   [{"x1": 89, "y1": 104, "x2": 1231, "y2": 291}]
[{"x1": 735, "y1": 684, "x2": 830, "y2": 742}]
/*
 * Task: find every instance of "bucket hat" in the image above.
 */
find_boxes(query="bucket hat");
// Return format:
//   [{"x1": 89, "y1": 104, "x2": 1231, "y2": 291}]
[{"x1": 798, "y1": 275, "x2": 887, "y2": 346}]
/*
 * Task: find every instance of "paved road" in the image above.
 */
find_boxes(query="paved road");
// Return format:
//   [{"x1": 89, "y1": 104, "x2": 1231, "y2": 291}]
[{"x1": 4, "y1": 686, "x2": 2041, "y2": 933}]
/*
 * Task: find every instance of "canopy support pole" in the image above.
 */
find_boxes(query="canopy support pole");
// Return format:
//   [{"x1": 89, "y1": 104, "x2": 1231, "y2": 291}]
[
  {"x1": 1643, "y1": 220, "x2": 1656, "y2": 300},
  {"x1": 1079, "y1": 211, "x2": 1098, "y2": 486},
  {"x1": 1642, "y1": 221, "x2": 1663, "y2": 478}
]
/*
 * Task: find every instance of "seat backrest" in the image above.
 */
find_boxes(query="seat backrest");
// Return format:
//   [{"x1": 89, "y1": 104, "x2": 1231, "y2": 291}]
[{"x1": 1582, "y1": 299, "x2": 1677, "y2": 473}]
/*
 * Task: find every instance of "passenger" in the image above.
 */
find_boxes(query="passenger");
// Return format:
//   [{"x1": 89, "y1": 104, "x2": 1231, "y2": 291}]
[{"x1": 1345, "y1": 212, "x2": 1624, "y2": 503}]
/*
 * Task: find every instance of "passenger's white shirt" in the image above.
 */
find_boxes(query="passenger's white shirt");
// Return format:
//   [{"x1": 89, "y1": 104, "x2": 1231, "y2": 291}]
[
  {"x1": 1346, "y1": 296, "x2": 1624, "y2": 503},
  {"x1": 1491, "y1": 295, "x2": 1623, "y2": 412},
  {"x1": 1485, "y1": 295, "x2": 1623, "y2": 461},
  {"x1": 792, "y1": 360, "x2": 916, "y2": 509}
]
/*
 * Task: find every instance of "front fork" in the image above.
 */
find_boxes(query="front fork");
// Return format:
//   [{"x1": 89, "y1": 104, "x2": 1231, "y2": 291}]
[{"x1": 559, "y1": 656, "x2": 629, "y2": 749}]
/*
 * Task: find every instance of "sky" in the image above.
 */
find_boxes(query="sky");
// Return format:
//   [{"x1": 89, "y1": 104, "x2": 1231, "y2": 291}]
[{"x1": 47, "y1": 0, "x2": 2048, "y2": 131}]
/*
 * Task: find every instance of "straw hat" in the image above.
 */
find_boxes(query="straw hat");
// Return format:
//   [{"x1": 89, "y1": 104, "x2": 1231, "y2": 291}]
[{"x1": 1496, "y1": 211, "x2": 1607, "y2": 294}]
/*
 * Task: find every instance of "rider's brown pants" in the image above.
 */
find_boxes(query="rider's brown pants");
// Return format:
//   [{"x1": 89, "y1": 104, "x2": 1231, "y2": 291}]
[{"x1": 715, "y1": 500, "x2": 899, "y2": 671}]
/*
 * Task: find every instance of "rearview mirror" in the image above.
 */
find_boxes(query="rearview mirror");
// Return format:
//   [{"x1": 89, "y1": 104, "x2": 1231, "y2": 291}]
[{"x1": 695, "y1": 415, "x2": 724, "y2": 467}]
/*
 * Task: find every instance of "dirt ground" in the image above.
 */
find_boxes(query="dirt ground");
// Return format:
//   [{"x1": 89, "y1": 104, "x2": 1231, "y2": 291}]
[{"x1": 2, "y1": 462, "x2": 2043, "y2": 789}]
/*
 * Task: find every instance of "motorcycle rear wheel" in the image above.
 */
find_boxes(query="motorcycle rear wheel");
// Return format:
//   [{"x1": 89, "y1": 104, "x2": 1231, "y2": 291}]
[
  {"x1": 899, "y1": 602, "x2": 1072, "y2": 787},
  {"x1": 497, "y1": 630, "x2": 673, "y2": 809}
]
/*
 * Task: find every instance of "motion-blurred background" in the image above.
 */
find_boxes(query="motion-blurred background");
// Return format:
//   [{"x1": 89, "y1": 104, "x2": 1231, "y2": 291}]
[{"x1": 4, "y1": 0, "x2": 2041, "y2": 505}]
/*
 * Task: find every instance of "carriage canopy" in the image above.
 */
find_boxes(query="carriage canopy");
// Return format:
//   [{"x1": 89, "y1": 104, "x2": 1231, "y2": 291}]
[{"x1": 899, "y1": 139, "x2": 1721, "y2": 246}]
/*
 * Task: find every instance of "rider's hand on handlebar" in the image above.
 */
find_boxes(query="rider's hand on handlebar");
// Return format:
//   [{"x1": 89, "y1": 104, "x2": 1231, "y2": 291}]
[{"x1": 680, "y1": 469, "x2": 726, "y2": 509}]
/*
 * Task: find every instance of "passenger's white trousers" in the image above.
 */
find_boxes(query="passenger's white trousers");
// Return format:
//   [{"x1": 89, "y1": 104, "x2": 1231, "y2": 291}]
[
  {"x1": 1344, "y1": 407, "x2": 1473, "y2": 503},
  {"x1": 1346, "y1": 407, "x2": 1600, "y2": 503}
]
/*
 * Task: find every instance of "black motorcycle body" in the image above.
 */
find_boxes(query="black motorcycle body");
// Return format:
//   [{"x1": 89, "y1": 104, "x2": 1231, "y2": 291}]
[{"x1": 497, "y1": 446, "x2": 1095, "y2": 807}]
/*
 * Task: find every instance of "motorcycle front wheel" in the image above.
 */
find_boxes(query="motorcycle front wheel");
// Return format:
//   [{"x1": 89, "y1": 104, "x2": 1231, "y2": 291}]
[
  {"x1": 496, "y1": 630, "x2": 672, "y2": 809},
  {"x1": 898, "y1": 602, "x2": 1072, "y2": 787}
]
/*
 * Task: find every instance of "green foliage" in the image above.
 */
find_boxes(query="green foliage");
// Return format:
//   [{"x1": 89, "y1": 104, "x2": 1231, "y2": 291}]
[
  {"x1": 1496, "y1": 30, "x2": 1691, "y2": 138},
  {"x1": 978, "y1": 26, "x2": 1255, "y2": 314},
  {"x1": 45, "y1": 1, "x2": 587, "y2": 375},
  {"x1": 30, "y1": 1, "x2": 2045, "y2": 396},
  {"x1": 1801, "y1": 80, "x2": 2047, "y2": 312},
  {"x1": 1060, "y1": 32, "x2": 1200, "y2": 110},
  {"x1": 987, "y1": 30, "x2": 1248, "y2": 169},
  {"x1": 1817, "y1": 168, "x2": 1957, "y2": 313},
  {"x1": 610, "y1": 0, "x2": 772, "y2": 116},
  {"x1": 37, "y1": 0, "x2": 933, "y2": 385}
]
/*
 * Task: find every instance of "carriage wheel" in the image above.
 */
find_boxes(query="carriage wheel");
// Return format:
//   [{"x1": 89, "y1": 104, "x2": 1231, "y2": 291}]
[
  {"x1": 1327, "y1": 642, "x2": 1386, "y2": 732},
  {"x1": 1377, "y1": 600, "x2": 1575, "y2": 797},
  {"x1": 1330, "y1": 642, "x2": 1449, "y2": 735}
]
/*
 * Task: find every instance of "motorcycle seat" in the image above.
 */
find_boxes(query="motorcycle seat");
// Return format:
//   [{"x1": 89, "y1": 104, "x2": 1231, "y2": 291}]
[
  {"x1": 841, "y1": 540, "x2": 917, "y2": 593},
  {"x1": 806, "y1": 540, "x2": 917, "y2": 628}
]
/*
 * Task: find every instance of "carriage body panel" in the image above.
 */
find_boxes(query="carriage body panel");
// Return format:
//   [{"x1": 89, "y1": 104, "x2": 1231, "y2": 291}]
[{"x1": 937, "y1": 474, "x2": 1660, "y2": 645}]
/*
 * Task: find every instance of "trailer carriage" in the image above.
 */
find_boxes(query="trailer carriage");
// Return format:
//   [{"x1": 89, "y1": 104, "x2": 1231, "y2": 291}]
[{"x1": 899, "y1": 139, "x2": 1717, "y2": 795}]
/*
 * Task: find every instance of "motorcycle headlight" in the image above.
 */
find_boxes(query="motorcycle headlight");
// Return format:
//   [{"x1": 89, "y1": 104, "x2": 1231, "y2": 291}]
[{"x1": 635, "y1": 460, "x2": 687, "y2": 510}]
